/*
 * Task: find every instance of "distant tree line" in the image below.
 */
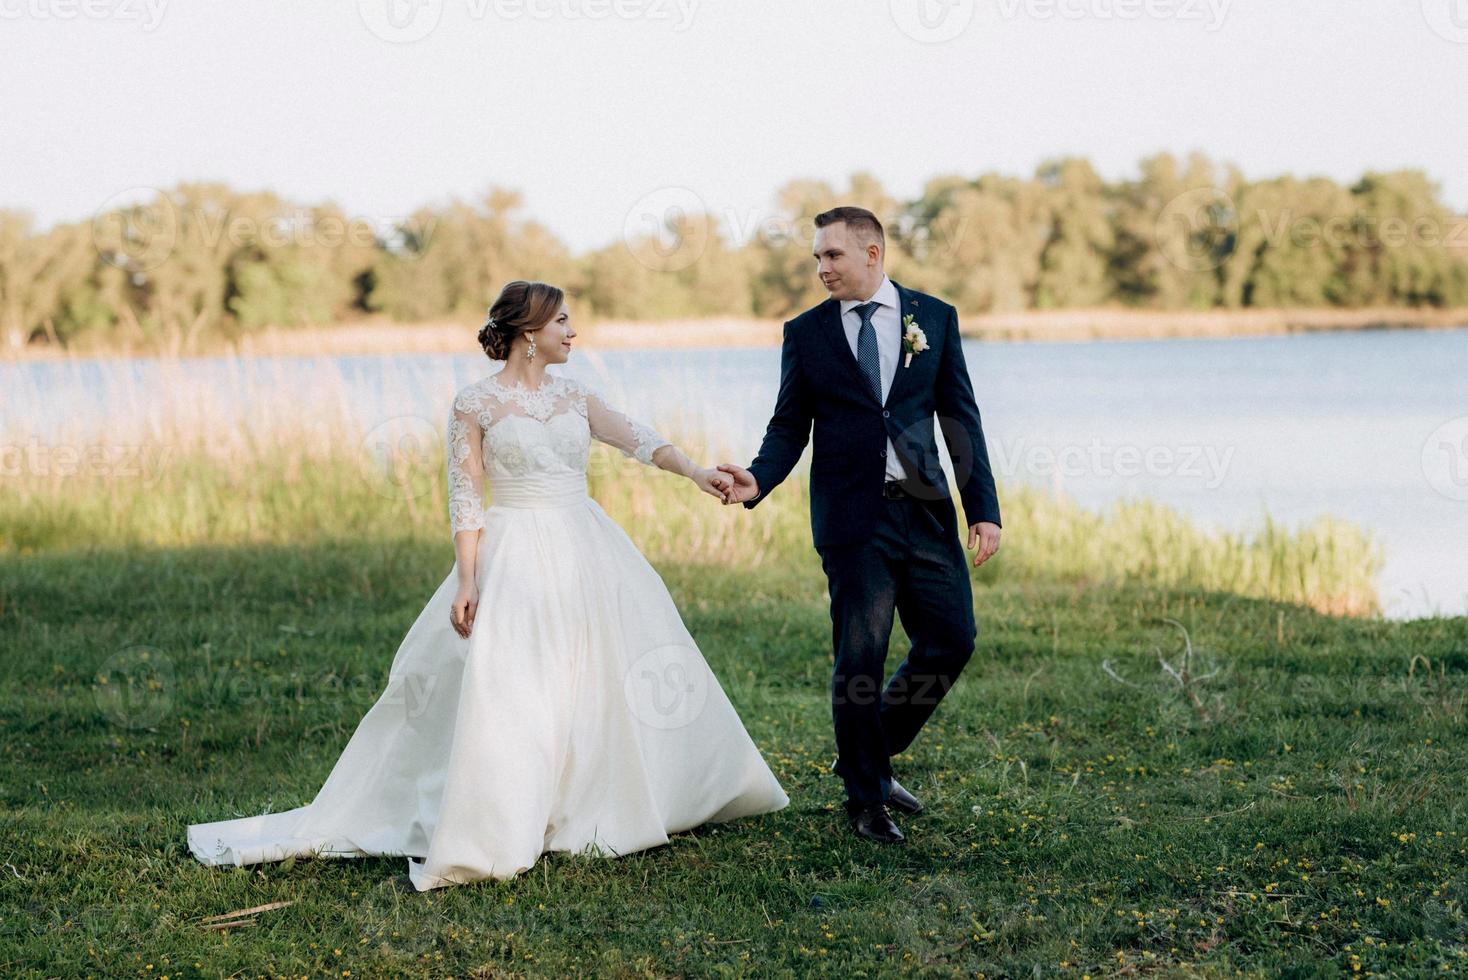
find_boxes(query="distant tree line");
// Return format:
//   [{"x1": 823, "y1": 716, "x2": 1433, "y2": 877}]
[{"x1": 2, "y1": 152, "x2": 1465, "y2": 350}]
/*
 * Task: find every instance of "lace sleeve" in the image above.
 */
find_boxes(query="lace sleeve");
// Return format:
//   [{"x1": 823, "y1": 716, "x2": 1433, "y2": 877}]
[
  {"x1": 570, "y1": 380, "x2": 671, "y2": 466},
  {"x1": 447, "y1": 391, "x2": 487, "y2": 535}
]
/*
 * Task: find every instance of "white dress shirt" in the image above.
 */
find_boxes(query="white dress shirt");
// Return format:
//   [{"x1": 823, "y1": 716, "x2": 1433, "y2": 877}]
[{"x1": 839, "y1": 275, "x2": 909, "y2": 482}]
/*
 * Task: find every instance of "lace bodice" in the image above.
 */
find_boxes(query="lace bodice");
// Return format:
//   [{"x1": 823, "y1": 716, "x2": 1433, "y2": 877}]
[{"x1": 447, "y1": 372, "x2": 672, "y2": 534}]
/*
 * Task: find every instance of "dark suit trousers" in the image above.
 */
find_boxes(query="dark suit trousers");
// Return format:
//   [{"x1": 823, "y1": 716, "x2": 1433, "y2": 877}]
[{"x1": 818, "y1": 489, "x2": 978, "y2": 807}]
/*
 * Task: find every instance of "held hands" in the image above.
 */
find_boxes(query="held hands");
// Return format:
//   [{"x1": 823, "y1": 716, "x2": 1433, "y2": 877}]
[
  {"x1": 702, "y1": 462, "x2": 996, "y2": 567},
  {"x1": 692, "y1": 466, "x2": 734, "y2": 501},
  {"x1": 968, "y1": 521, "x2": 1001, "y2": 568},
  {"x1": 701, "y1": 463, "x2": 997, "y2": 566},
  {"x1": 714, "y1": 463, "x2": 759, "y2": 504}
]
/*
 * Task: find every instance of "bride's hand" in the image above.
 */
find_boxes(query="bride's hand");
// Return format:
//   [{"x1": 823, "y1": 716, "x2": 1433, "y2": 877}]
[
  {"x1": 450, "y1": 582, "x2": 479, "y2": 639},
  {"x1": 692, "y1": 466, "x2": 733, "y2": 501}
]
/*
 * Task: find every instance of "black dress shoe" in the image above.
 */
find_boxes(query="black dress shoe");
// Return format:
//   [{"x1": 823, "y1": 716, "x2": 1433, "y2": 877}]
[
  {"x1": 831, "y1": 756, "x2": 924, "y2": 816},
  {"x1": 848, "y1": 802, "x2": 905, "y2": 844},
  {"x1": 886, "y1": 778, "x2": 924, "y2": 816}
]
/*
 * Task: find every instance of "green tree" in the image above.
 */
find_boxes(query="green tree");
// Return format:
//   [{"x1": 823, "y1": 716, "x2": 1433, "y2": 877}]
[
  {"x1": 1110, "y1": 151, "x2": 1241, "y2": 309},
  {"x1": 906, "y1": 172, "x2": 1048, "y2": 312},
  {"x1": 1338, "y1": 170, "x2": 1468, "y2": 306},
  {"x1": 743, "y1": 173, "x2": 908, "y2": 318},
  {"x1": 1220, "y1": 175, "x2": 1356, "y2": 307},
  {"x1": 1034, "y1": 157, "x2": 1115, "y2": 308},
  {"x1": 368, "y1": 189, "x2": 574, "y2": 321}
]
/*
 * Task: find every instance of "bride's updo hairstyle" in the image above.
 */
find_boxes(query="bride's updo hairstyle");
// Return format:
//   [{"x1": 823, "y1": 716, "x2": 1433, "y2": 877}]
[{"x1": 478, "y1": 280, "x2": 565, "y2": 361}]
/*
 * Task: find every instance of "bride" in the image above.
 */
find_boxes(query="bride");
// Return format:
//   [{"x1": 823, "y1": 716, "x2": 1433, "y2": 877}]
[{"x1": 187, "y1": 280, "x2": 790, "y2": 891}]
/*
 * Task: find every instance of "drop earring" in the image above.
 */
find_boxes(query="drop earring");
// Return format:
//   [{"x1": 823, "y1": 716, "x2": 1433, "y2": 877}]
[{"x1": 526, "y1": 336, "x2": 537, "y2": 361}]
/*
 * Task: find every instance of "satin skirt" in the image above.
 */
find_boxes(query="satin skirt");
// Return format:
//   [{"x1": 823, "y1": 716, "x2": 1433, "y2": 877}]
[{"x1": 186, "y1": 472, "x2": 789, "y2": 891}]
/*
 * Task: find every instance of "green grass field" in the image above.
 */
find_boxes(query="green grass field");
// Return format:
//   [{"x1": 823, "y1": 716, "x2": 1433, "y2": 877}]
[{"x1": 2, "y1": 441, "x2": 1465, "y2": 976}]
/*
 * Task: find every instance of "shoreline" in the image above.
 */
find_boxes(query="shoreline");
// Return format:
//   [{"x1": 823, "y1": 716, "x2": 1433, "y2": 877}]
[{"x1": 6, "y1": 306, "x2": 1466, "y2": 362}]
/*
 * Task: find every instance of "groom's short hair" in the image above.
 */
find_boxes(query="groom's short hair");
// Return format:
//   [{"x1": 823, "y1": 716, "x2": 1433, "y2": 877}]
[{"x1": 814, "y1": 206, "x2": 884, "y2": 252}]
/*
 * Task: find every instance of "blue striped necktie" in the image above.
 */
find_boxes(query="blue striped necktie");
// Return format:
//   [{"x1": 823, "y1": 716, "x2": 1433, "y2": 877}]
[{"x1": 853, "y1": 301, "x2": 882, "y2": 402}]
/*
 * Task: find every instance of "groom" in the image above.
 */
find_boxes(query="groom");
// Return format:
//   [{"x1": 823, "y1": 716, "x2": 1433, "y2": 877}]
[{"x1": 718, "y1": 206, "x2": 1002, "y2": 844}]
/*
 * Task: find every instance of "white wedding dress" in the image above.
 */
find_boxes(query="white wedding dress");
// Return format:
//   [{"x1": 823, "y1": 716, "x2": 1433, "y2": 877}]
[{"x1": 187, "y1": 370, "x2": 789, "y2": 891}]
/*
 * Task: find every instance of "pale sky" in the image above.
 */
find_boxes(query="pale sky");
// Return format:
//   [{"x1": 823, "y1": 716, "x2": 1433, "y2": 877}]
[{"x1": 3, "y1": 0, "x2": 1464, "y2": 253}]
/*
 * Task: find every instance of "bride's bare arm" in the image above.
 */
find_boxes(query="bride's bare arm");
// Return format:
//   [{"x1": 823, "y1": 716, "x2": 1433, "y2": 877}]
[
  {"x1": 452, "y1": 529, "x2": 480, "y2": 583},
  {"x1": 649, "y1": 442, "x2": 694, "y2": 478}
]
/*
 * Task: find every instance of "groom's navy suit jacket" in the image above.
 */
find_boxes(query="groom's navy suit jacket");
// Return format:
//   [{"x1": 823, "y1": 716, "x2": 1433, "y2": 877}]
[{"x1": 744, "y1": 280, "x2": 1002, "y2": 550}]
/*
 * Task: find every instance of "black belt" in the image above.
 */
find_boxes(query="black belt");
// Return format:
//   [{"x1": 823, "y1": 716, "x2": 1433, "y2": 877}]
[{"x1": 882, "y1": 480, "x2": 907, "y2": 500}]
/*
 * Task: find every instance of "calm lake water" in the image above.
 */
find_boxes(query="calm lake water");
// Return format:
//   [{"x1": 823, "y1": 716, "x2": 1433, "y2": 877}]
[{"x1": 9, "y1": 327, "x2": 1467, "y2": 620}]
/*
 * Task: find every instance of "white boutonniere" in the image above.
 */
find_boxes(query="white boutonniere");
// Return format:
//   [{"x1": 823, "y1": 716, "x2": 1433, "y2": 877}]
[{"x1": 901, "y1": 314, "x2": 928, "y2": 368}]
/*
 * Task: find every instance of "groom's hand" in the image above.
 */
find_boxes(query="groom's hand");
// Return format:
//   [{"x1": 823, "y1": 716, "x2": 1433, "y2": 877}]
[
  {"x1": 968, "y1": 521, "x2": 1001, "y2": 567},
  {"x1": 715, "y1": 463, "x2": 759, "y2": 505}
]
